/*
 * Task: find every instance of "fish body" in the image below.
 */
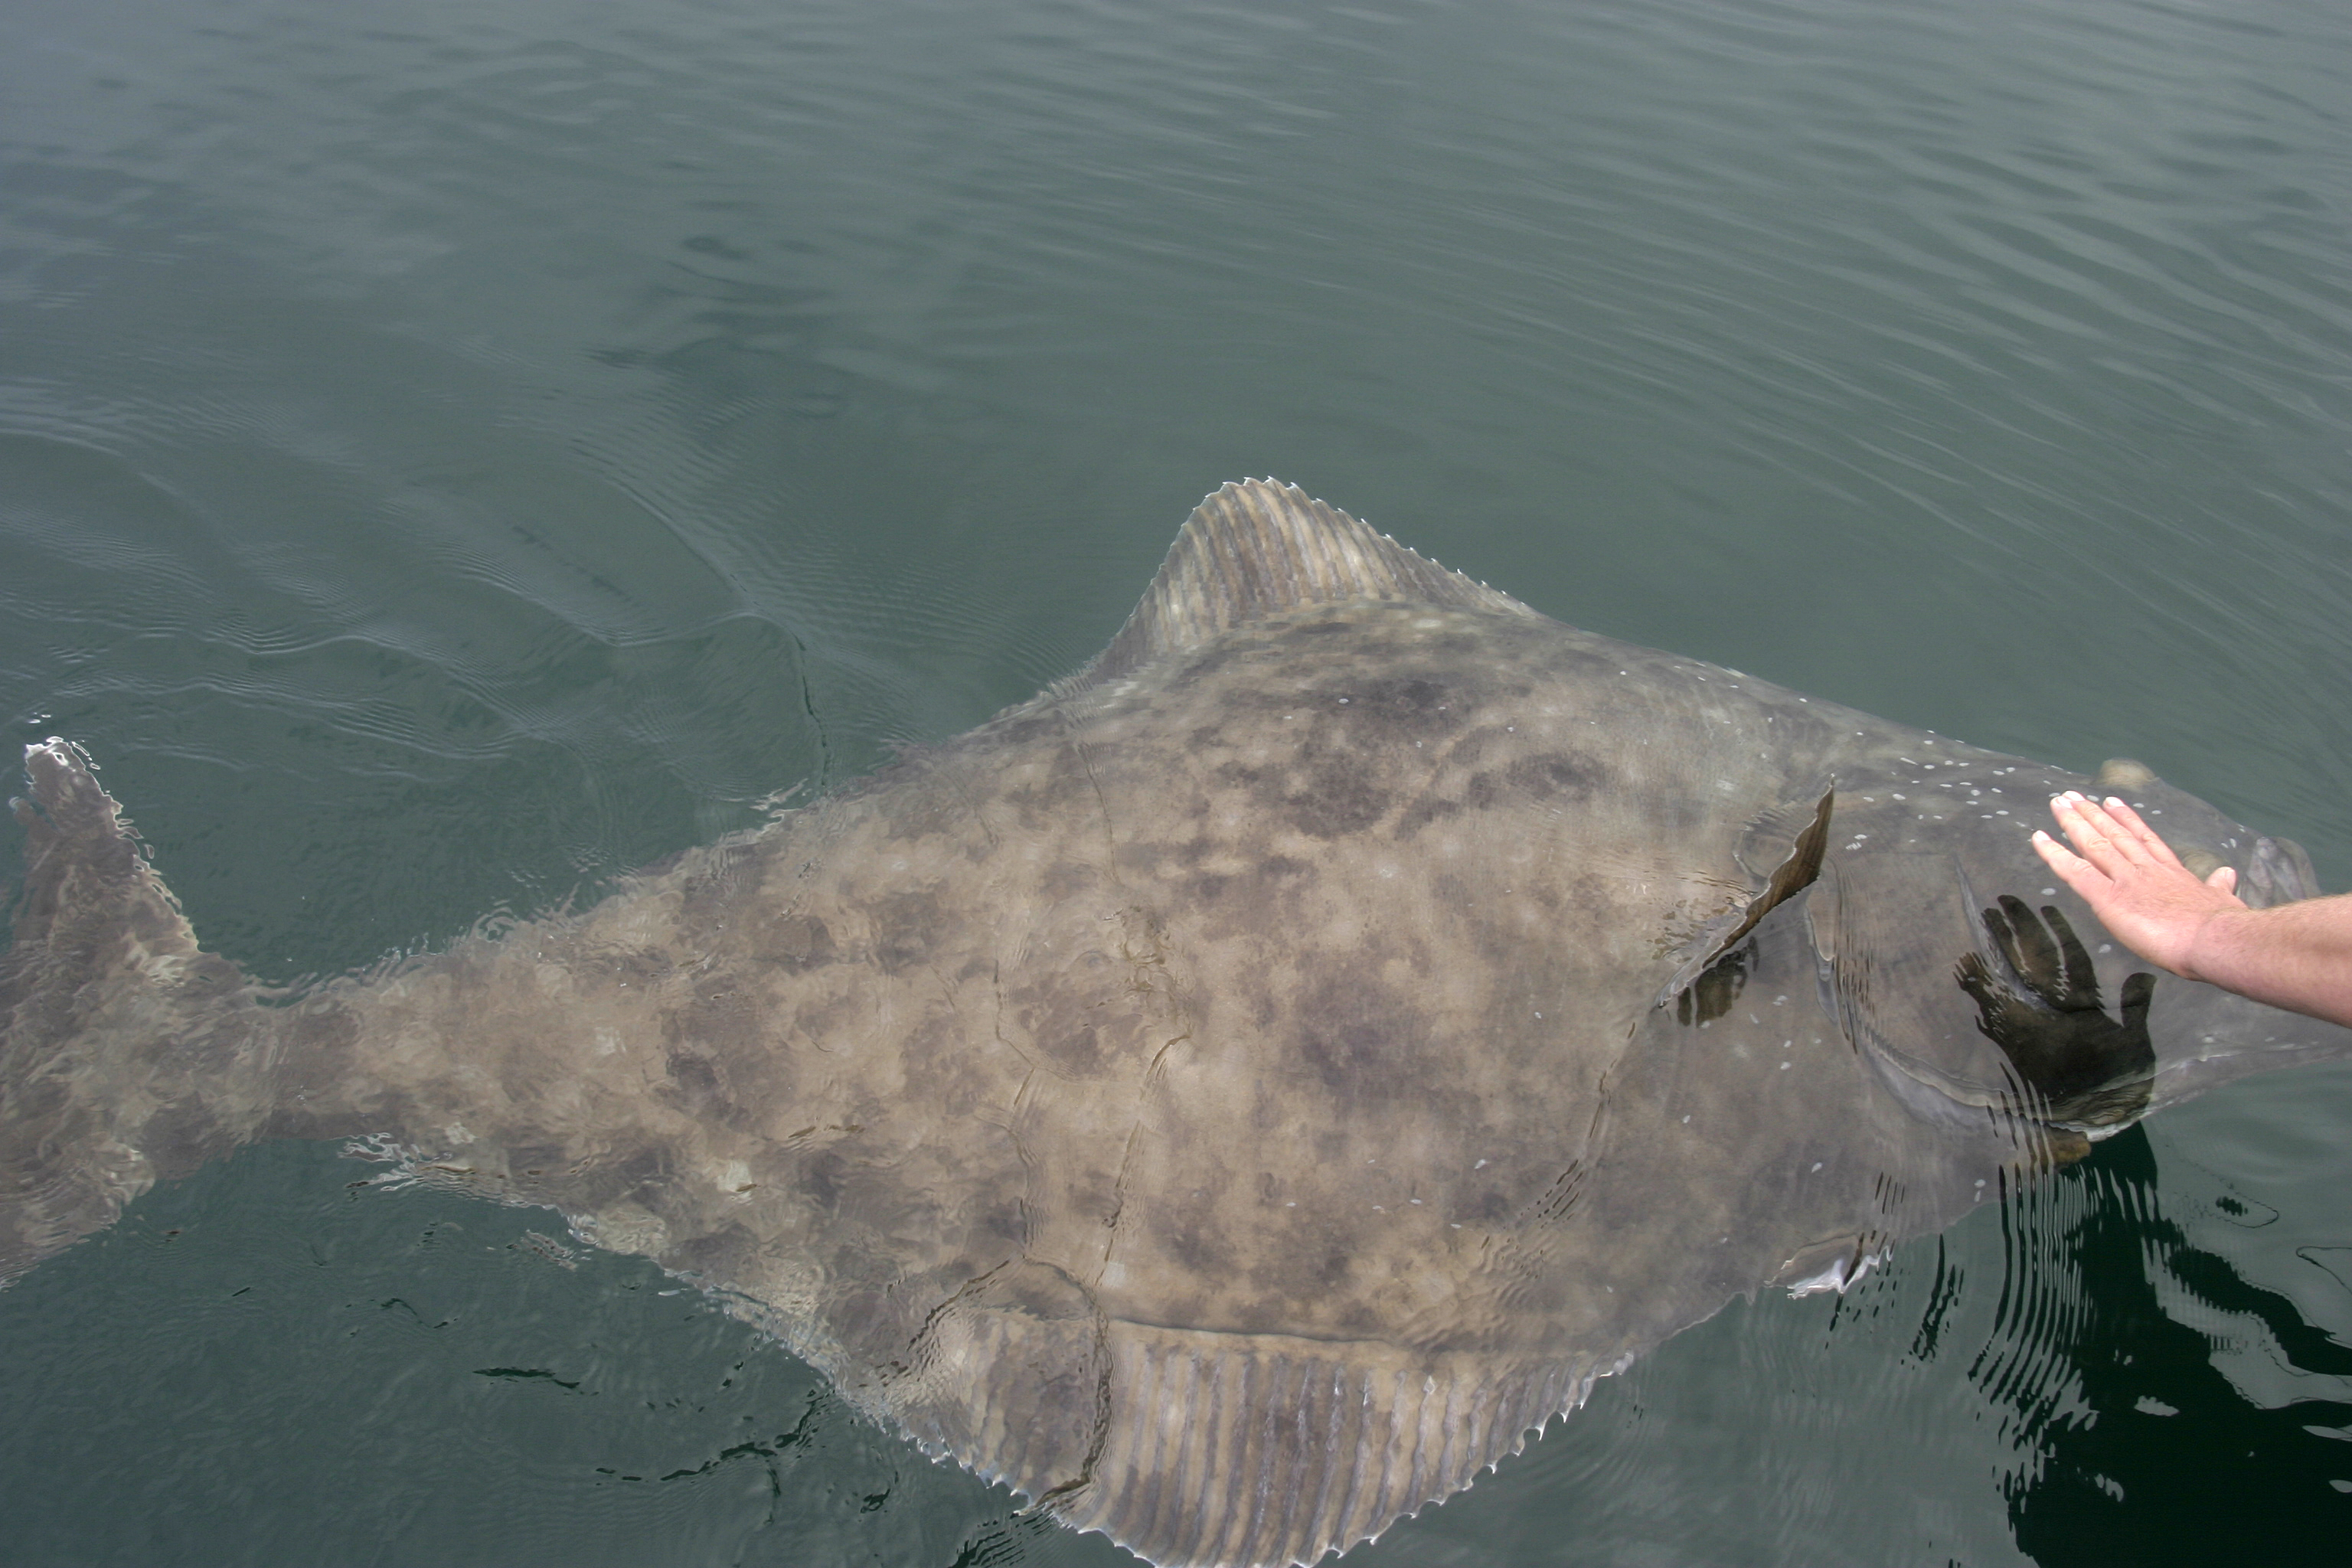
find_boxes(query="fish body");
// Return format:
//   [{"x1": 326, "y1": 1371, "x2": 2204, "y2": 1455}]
[{"x1": 5, "y1": 480, "x2": 2345, "y2": 1566}]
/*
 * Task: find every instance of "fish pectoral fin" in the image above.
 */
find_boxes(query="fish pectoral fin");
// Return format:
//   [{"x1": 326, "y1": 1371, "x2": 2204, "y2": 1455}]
[
  {"x1": 1656, "y1": 781, "x2": 1834, "y2": 1008},
  {"x1": 1734, "y1": 778, "x2": 1838, "y2": 888},
  {"x1": 1058, "y1": 479, "x2": 1536, "y2": 695}
]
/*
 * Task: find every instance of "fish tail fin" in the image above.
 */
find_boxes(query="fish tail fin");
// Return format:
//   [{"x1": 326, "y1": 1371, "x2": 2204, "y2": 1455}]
[{"x1": 2, "y1": 739, "x2": 262, "y2": 1285}]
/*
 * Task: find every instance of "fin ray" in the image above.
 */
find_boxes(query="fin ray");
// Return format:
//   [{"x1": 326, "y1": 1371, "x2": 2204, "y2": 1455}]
[
  {"x1": 1069, "y1": 479, "x2": 1534, "y2": 694},
  {"x1": 956, "y1": 1320, "x2": 1591, "y2": 1568}
]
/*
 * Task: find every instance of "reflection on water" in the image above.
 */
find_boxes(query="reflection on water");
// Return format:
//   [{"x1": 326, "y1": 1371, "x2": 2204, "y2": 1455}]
[
  {"x1": 2, "y1": 0, "x2": 2350, "y2": 1562},
  {"x1": 1998, "y1": 1130, "x2": 2352, "y2": 1561}
]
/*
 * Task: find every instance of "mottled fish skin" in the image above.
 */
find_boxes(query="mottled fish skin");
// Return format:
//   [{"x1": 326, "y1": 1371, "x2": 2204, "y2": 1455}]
[{"x1": 4, "y1": 480, "x2": 2347, "y2": 1568}]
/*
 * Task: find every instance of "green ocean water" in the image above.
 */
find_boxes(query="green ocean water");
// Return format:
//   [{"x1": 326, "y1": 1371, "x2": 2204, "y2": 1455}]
[{"x1": 2, "y1": 1, "x2": 2348, "y2": 1562}]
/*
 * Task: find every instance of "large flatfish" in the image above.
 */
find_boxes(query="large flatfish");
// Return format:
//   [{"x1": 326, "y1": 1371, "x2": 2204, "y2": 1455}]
[{"x1": 5, "y1": 479, "x2": 2345, "y2": 1566}]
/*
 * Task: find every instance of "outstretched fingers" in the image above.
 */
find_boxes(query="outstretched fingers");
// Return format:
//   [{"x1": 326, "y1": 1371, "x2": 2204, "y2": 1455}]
[
  {"x1": 2031, "y1": 825, "x2": 2103, "y2": 900},
  {"x1": 2034, "y1": 785, "x2": 2251, "y2": 978},
  {"x1": 2050, "y1": 792, "x2": 2175, "y2": 875},
  {"x1": 2095, "y1": 794, "x2": 2182, "y2": 865}
]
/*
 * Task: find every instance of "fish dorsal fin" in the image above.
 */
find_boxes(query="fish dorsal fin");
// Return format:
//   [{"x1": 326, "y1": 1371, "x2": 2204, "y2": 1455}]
[{"x1": 1072, "y1": 479, "x2": 1534, "y2": 691}]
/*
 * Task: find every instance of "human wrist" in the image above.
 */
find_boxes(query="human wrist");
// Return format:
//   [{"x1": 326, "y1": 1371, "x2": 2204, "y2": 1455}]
[{"x1": 2176, "y1": 905, "x2": 2260, "y2": 988}]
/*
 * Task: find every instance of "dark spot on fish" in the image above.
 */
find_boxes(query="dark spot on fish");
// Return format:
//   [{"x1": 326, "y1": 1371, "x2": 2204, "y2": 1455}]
[
  {"x1": 1039, "y1": 861, "x2": 1097, "y2": 900},
  {"x1": 1508, "y1": 753, "x2": 1599, "y2": 801},
  {"x1": 784, "y1": 988, "x2": 854, "y2": 1049},
  {"x1": 884, "y1": 791, "x2": 965, "y2": 842},
  {"x1": 769, "y1": 914, "x2": 835, "y2": 972},
  {"x1": 604, "y1": 947, "x2": 673, "y2": 990},
  {"x1": 1042, "y1": 1022, "x2": 1103, "y2": 1074},
  {"x1": 1165, "y1": 836, "x2": 1213, "y2": 867},
  {"x1": 504, "y1": 1144, "x2": 568, "y2": 1194},
  {"x1": 1292, "y1": 968, "x2": 1431, "y2": 1095},
  {"x1": 1347, "y1": 676, "x2": 1471, "y2": 739},
  {"x1": 586, "y1": 1147, "x2": 668, "y2": 1208},
  {"x1": 1187, "y1": 854, "x2": 1312, "y2": 913},
  {"x1": 871, "y1": 890, "x2": 943, "y2": 974},
  {"x1": 1285, "y1": 764, "x2": 1389, "y2": 838},
  {"x1": 802, "y1": 1149, "x2": 847, "y2": 1209},
  {"x1": 824, "y1": 1282, "x2": 914, "y2": 1366},
  {"x1": 661, "y1": 973, "x2": 781, "y2": 1118},
  {"x1": 1299, "y1": 1016, "x2": 1391, "y2": 1087},
  {"x1": 665, "y1": 1048, "x2": 724, "y2": 1112},
  {"x1": 1163, "y1": 1207, "x2": 1236, "y2": 1276},
  {"x1": 669, "y1": 1220, "x2": 760, "y2": 1280},
  {"x1": 142, "y1": 1100, "x2": 233, "y2": 1180},
  {"x1": 1395, "y1": 796, "x2": 1463, "y2": 836},
  {"x1": 1165, "y1": 637, "x2": 1246, "y2": 690},
  {"x1": 1540, "y1": 644, "x2": 1622, "y2": 679},
  {"x1": 1214, "y1": 759, "x2": 1269, "y2": 792}
]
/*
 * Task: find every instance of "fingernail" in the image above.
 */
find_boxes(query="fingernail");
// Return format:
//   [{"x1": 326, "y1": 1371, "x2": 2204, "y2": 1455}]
[{"x1": 2105, "y1": 796, "x2": 2125, "y2": 808}]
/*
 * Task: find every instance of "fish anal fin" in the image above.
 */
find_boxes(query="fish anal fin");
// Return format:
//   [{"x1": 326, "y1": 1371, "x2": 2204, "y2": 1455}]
[
  {"x1": 1068, "y1": 480, "x2": 1534, "y2": 693},
  {"x1": 1037, "y1": 1321, "x2": 1587, "y2": 1568},
  {"x1": 893, "y1": 1259, "x2": 1112, "y2": 1513}
]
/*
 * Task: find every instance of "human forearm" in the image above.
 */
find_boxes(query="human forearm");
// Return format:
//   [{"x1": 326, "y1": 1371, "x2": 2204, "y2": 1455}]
[{"x1": 2179, "y1": 894, "x2": 2352, "y2": 1028}]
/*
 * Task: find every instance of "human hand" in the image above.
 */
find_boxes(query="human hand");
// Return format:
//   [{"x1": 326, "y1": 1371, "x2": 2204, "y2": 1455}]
[{"x1": 2030, "y1": 791, "x2": 2244, "y2": 978}]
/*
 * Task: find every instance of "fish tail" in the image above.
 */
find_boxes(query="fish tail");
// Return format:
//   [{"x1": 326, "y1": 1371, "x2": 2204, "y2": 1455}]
[{"x1": 1, "y1": 739, "x2": 265, "y2": 1285}]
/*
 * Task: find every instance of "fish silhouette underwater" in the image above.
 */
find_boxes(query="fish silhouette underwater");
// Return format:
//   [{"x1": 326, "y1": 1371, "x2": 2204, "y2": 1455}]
[{"x1": 3, "y1": 479, "x2": 2347, "y2": 1566}]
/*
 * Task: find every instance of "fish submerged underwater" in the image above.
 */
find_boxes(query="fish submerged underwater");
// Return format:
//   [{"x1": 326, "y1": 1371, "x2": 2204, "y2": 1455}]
[{"x1": 4, "y1": 479, "x2": 2347, "y2": 1566}]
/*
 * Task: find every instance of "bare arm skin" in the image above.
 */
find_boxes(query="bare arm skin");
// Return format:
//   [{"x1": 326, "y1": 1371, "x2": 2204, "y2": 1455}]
[{"x1": 2034, "y1": 792, "x2": 2352, "y2": 1028}]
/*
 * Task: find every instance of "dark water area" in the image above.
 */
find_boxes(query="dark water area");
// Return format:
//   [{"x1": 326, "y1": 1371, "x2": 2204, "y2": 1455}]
[{"x1": 2, "y1": 0, "x2": 2348, "y2": 1563}]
